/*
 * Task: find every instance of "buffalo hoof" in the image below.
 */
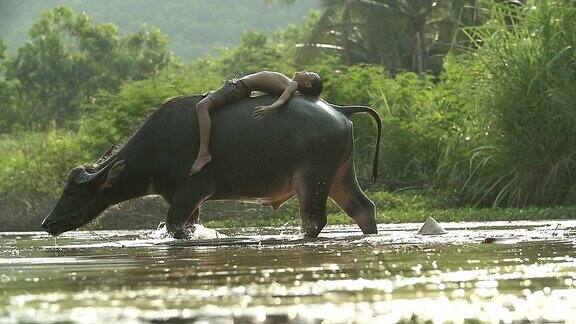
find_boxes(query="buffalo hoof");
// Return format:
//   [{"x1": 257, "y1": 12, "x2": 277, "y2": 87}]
[
  {"x1": 172, "y1": 229, "x2": 191, "y2": 240},
  {"x1": 169, "y1": 225, "x2": 193, "y2": 240}
]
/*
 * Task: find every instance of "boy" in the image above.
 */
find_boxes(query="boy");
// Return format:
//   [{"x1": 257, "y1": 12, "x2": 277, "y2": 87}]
[{"x1": 190, "y1": 70, "x2": 323, "y2": 175}]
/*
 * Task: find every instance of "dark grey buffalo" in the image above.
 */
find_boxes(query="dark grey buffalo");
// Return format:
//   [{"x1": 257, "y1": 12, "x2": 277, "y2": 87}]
[{"x1": 41, "y1": 94, "x2": 381, "y2": 239}]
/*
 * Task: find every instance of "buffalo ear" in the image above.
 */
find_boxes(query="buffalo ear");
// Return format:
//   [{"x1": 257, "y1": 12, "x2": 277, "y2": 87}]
[{"x1": 99, "y1": 160, "x2": 125, "y2": 190}]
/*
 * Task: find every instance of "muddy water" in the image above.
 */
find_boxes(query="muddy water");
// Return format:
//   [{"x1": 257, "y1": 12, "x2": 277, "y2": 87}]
[{"x1": 1, "y1": 220, "x2": 576, "y2": 323}]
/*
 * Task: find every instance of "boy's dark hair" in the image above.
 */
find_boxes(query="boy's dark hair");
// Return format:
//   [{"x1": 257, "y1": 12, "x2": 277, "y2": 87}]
[{"x1": 299, "y1": 75, "x2": 323, "y2": 97}]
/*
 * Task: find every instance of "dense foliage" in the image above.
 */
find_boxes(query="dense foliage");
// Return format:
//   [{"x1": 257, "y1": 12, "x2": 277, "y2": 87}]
[
  {"x1": 451, "y1": 2, "x2": 576, "y2": 206},
  {"x1": 1, "y1": 0, "x2": 576, "y2": 231}
]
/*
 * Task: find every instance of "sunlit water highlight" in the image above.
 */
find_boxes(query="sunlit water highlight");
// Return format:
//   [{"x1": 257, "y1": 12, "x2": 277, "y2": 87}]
[{"x1": 1, "y1": 220, "x2": 576, "y2": 323}]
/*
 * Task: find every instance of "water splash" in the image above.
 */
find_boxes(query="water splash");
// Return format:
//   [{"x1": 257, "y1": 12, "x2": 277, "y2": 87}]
[{"x1": 147, "y1": 222, "x2": 228, "y2": 240}]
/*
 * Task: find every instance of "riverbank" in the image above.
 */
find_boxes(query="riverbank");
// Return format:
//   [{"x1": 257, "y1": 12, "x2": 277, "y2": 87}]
[
  {"x1": 4, "y1": 189, "x2": 574, "y2": 232},
  {"x1": 203, "y1": 190, "x2": 576, "y2": 228}
]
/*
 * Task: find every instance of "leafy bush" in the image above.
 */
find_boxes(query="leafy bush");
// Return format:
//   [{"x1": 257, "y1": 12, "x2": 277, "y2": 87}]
[{"x1": 0, "y1": 130, "x2": 89, "y2": 199}]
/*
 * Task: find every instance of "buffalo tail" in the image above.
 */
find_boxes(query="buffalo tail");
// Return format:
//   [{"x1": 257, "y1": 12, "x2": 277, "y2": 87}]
[{"x1": 330, "y1": 104, "x2": 382, "y2": 183}]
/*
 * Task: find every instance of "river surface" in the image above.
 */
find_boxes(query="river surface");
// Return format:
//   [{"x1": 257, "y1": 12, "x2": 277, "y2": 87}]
[{"x1": 1, "y1": 220, "x2": 576, "y2": 323}]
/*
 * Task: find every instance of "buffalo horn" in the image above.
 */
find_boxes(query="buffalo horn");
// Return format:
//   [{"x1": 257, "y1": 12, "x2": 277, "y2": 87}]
[
  {"x1": 76, "y1": 158, "x2": 118, "y2": 185},
  {"x1": 97, "y1": 144, "x2": 116, "y2": 164}
]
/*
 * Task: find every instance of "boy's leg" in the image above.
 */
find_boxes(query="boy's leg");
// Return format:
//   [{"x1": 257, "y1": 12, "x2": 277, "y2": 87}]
[{"x1": 190, "y1": 97, "x2": 214, "y2": 175}]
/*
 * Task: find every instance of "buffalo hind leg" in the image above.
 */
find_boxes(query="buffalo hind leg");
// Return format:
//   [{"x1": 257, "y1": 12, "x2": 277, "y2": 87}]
[
  {"x1": 295, "y1": 174, "x2": 331, "y2": 238},
  {"x1": 330, "y1": 158, "x2": 377, "y2": 234},
  {"x1": 185, "y1": 207, "x2": 201, "y2": 226}
]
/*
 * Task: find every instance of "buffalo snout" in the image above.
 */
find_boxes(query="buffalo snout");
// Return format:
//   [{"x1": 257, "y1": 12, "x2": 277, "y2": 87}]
[{"x1": 41, "y1": 216, "x2": 64, "y2": 236}]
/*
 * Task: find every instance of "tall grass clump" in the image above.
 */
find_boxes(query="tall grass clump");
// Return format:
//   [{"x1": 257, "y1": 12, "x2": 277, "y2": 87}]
[{"x1": 457, "y1": 0, "x2": 576, "y2": 206}]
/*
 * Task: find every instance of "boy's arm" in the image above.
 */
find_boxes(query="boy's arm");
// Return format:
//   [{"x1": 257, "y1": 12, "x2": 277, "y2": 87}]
[
  {"x1": 268, "y1": 81, "x2": 298, "y2": 110},
  {"x1": 252, "y1": 81, "x2": 298, "y2": 120}
]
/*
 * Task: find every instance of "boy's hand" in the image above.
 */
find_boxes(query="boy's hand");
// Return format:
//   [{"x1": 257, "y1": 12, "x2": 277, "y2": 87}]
[{"x1": 252, "y1": 105, "x2": 275, "y2": 120}]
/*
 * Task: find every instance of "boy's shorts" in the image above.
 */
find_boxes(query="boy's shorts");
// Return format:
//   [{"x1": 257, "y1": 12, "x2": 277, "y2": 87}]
[{"x1": 206, "y1": 78, "x2": 251, "y2": 107}]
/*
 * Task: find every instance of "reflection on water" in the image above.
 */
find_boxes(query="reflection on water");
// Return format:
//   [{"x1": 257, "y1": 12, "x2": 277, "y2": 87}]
[{"x1": 1, "y1": 221, "x2": 576, "y2": 323}]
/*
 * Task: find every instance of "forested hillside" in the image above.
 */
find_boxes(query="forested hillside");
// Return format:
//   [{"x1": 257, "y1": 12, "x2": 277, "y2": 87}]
[{"x1": 0, "y1": 0, "x2": 319, "y2": 60}]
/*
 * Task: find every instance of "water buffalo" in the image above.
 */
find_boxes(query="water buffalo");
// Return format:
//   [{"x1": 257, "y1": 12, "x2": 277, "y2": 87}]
[{"x1": 41, "y1": 94, "x2": 381, "y2": 239}]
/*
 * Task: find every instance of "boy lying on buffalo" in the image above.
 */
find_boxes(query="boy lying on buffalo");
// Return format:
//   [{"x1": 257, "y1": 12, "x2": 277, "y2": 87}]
[{"x1": 190, "y1": 70, "x2": 323, "y2": 175}]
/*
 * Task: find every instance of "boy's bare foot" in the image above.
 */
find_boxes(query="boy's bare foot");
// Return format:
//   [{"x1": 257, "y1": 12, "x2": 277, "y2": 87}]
[{"x1": 190, "y1": 153, "x2": 212, "y2": 175}]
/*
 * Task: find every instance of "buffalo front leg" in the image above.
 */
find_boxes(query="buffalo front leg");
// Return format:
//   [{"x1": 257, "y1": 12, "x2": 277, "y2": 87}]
[
  {"x1": 167, "y1": 184, "x2": 213, "y2": 239},
  {"x1": 294, "y1": 174, "x2": 332, "y2": 238},
  {"x1": 330, "y1": 157, "x2": 377, "y2": 234}
]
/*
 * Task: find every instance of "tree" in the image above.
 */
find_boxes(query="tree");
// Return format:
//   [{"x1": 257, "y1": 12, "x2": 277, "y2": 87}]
[
  {"x1": 0, "y1": 38, "x2": 22, "y2": 132},
  {"x1": 214, "y1": 31, "x2": 292, "y2": 78},
  {"x1": 0, "y1": 38, "x2": 6, "y2": 62},
  {"x1": 297, "y1": 0, "x2": 486, "y2": 75},
  {"x1": 3, "y1": 6, "x2": 173, "y2": 131}
]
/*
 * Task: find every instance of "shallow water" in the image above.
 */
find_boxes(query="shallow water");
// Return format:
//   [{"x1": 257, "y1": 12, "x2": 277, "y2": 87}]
[{"x1": 1, "y1": 220, "x2": 576, "y2": 323}]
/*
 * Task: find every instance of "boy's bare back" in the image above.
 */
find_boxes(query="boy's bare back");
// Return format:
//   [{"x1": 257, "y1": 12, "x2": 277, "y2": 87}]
[{"x1": 240, "y1": 71, "x2": 295, "y2": 95}]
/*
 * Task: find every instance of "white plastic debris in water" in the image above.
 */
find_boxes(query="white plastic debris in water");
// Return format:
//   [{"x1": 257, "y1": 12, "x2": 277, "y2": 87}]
[{"x1": 417, "y1": 217, "x2": 447, "y2": 235}]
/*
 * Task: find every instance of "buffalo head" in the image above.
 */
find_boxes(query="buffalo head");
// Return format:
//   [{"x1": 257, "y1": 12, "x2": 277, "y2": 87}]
[{"x1": 41, "y1": 159, "x2": 125, "y2": 236}]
